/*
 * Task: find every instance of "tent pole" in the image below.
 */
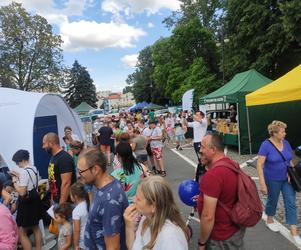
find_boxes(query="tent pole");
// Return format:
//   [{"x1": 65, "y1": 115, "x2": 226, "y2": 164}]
[
  {"x1": 246, "y1": 106, "x2": 252, "y2": 154},
  {"x1": 237, "y1": 102, "x2": 241, "y2": 155}
]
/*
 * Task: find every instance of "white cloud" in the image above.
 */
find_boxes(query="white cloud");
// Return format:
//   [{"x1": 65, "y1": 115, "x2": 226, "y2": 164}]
[
  {"x1": 121, "y1": 54, "x2": 138, "y2": 68},
  {"x1": 1, "y1": 0, "x2": 88, "y2": 17},
  {"x1": 148, "y1": 22, "x2": 154, "y2": 28},
  {"x1": 61, "y1": 21, "x2": 146, "y2": 51},
  {"x1": 101, "y1": 0, "x2": 181, "y2": 16},
  {"x1": 0, "y1": 0, "x2": 147, "y2": 52}
]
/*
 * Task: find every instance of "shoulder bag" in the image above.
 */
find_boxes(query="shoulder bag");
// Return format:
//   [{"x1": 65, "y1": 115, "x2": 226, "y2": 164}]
[{"x1": 268, "y1": 140, "x2": 301, "y2": 192}]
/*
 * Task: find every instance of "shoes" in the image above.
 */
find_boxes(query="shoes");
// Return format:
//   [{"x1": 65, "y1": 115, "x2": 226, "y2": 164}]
[
  {"x1": 179, "y1": 147, "x2": 183, "y2": 150},
  {"x1": 176, "y1": 145, "x2": 180, "y2": 150},
  {"x1": 265, "y1": 222, "x2": 279, "y2": 232},
  {"x1": 152, "y1": 166, "x2": 157, "y2": 174},
  {"x1": 161, "y1": 171, "x2": 166, "y2": 177},
  {"x1": 292, "y1": 235, "x2": 301, "y2": 247}
]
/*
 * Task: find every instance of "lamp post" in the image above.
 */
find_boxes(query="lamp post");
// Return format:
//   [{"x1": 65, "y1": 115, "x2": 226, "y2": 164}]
[{"x1": 216, "y1": 38, "x2": 230, "y2": 84}]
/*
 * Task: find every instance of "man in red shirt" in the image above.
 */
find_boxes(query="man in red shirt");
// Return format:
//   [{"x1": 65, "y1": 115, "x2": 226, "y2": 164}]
[{"x1": 197, "y1": 134, "x2": 245, "y2": 250}]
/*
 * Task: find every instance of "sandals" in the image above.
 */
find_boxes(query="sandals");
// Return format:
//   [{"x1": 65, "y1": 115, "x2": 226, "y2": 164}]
[{"x1": 152, "y1": 167, "x2": 167, "y2": 177}]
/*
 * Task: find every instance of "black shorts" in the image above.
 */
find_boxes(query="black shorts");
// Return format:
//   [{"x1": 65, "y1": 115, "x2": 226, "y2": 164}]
[{"x1": 136, "y1": 154, "x2": 148, "y2": 163}]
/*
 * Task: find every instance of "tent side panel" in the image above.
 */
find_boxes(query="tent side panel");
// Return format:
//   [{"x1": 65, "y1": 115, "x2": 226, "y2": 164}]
[
  {"x1": 33, "y1": 116, "x2": 58, "y2": 179},
  {"x1": 248, "y1": 101, "x2": 301, "y2": 153},
  {"x1": 237, "y1": 96, "x2": 250, "y2": 154}
]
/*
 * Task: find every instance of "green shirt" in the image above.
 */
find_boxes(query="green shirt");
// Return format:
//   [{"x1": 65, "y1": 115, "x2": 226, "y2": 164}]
[{"x1": 111, "y1": 164, "x2": 143, "y2": 204}]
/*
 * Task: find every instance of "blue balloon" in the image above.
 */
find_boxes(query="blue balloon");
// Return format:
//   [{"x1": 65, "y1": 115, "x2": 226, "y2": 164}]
[{"x1": 178, "y1": 179, "x2": 200, "y2": 207}]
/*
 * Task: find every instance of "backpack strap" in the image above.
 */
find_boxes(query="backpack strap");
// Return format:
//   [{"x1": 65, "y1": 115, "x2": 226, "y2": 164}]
[
  {"x1": 24, "y1": 167, "x2": 38, "y2": 190},
  {"x1": 211, "y1": 160, "x2": 240, "y2": 215}
]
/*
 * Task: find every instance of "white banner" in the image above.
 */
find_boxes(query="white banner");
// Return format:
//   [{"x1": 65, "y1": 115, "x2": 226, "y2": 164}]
[{"x1": 182, "y1": 89, "x2": 194, "y2": 111}]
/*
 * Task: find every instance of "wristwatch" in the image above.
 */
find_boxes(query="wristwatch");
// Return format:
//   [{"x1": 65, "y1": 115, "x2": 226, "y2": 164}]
[{"x1": 198, "y1": 240, "x2": 207, "y2": 246}]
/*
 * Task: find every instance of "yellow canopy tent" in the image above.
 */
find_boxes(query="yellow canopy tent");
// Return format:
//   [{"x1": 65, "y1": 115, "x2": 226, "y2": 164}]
[
  {"x1": 246, "y1": 65, "x2": 301, "y2": 106},
  {"x1": 245, "y1": 65, "x2": 301, "y2": 153}
]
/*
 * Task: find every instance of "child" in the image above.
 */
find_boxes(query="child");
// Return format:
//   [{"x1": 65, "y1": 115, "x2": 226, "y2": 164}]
[
  {"x1": 70, "y1": 182, "x2": 89, "y2": 250},
  {"x1": 54, "y1": 203, "x2": 73, "y2": 250},
  {"x1": 175, "y1": 118, "x2": 185, "y2": 150}
]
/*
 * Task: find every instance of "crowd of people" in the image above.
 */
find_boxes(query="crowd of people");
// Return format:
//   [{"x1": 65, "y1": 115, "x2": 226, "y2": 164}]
[{"x1": 0, "y1": 106, "x2": 301, "y2": 250}]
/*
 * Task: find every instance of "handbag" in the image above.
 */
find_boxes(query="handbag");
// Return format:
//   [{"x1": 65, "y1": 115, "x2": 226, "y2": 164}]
[
  {"x1": 268, "y1": 140, "x2": 301, "y2": 192},
  {"x1": 49, "y1": 219, "x2": 59, "y2": 236}
]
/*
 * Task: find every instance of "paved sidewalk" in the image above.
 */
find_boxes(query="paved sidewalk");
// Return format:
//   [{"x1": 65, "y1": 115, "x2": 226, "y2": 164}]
[{"x1": 164, "y1": 145, "x2": 298, "y2": 250}]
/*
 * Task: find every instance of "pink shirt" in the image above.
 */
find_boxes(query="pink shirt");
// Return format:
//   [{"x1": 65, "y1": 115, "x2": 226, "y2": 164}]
[{"x1": 0, "y1": 204, "x2": 18, "y2": 250}]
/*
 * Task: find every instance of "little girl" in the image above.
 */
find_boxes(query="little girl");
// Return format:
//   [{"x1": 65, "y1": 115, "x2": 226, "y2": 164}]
[
  {"x1": 70, "y1": 182, "x2": 89, "y2": 250},
  {"x1": 54, "y1": 203, "x2": 73, "y2": 250}
]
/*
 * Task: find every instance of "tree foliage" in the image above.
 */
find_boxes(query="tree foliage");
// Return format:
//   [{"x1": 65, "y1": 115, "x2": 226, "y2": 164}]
[
  {"x1": 0, "y1": 2, "x2": 63, "y2": 91},
  {"x1": 226, "y1": 0, "x2": 301, "y2": 79},
  {"x1": 125, "y1": 46, "x2": 154, "y2": 103},
  {"x1": 124, "y1": 0, "x2": 300, "y2": 106},
  {"x1": 64, "y1": 60, "x2": 97, "y2": 108}
]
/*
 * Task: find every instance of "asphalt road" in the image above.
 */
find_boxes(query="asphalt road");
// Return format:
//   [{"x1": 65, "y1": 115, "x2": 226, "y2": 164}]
[{"x1": 162, "y1": 147, "x2": 297, "y2": 250}]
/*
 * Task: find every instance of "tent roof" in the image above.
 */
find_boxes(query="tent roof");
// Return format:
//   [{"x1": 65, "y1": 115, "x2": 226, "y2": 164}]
[
  {"x1": 200, "y1": 69, "x2": 272, "y2": 104},
  {"x1": 0, "y1": 88, "x2": 83, "y2": 168},
  {"x1": 143, "y1": 103, "x2": 164, "y2": 110},
  {"x1": 246, "y1": 64, "x2": 301, "y2": 106},
  {"x1": 134, "y1": 101, "x2": 149, "y2": 109},
  {"x1": 74, "y1": 102, "x2": 94, "y2": 113}
]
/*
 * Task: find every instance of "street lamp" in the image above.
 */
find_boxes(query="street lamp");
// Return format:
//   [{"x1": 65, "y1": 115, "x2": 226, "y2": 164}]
[{"x1": 216, "y1": 38, "x2": 230, "y2": 84}]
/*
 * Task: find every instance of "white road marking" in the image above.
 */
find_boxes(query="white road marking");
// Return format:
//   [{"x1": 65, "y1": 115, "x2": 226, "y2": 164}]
[
  {"x1": 170, "y1": 149, "x2": 300, "y2": 249},
  {"x1": 171, "y1": 148, "x2": 197, "y2": 168}
]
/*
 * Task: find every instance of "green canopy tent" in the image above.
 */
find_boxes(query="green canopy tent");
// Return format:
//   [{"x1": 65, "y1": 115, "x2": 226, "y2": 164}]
[
  {"x1": 200, "y1": 69, "x2": 272, "y2": 154},
  {"x1": 74, "y1": 102, "x2": 95, "y2": 115}
]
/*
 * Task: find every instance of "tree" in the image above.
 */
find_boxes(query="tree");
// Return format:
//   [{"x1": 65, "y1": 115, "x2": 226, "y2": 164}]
[
  {"x1": 0, "y1": 2, "x2": 63, "y2": 91},
  {"x1": 170, "y1": 17, "x2": 219, "y2": 73},
  {"x1": 164, "y1": 0, "x2": 224, "y2": 33},
  {"x1": 122, "y1": 86, "x2": 132, "y2": 94},
  {"x1": 152, "y1": 37, "x2": 175, "y2": 104},
  {"x1": 125, "y1": 46, "x2": 154, "y2": 103},
  {"x1": 64, "y1": 60, "x2": 97, "y2": 108},
  {"x1": 226, "y1": 0, "x2": 301, "y2": 79}
]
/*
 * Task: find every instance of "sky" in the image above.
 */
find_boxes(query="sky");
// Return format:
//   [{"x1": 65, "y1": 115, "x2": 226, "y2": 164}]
[{"x1": 0, "y1": 0, "x2": 181, "y2": 92}]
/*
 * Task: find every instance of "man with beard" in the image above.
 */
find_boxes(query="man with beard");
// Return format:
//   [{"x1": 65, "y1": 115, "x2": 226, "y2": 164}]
[
  {"x1": 42, "y1": 132, "x2": 76, "y2": 204},
  {"x1": 197, "y1": 134, "x2": 244, "y2": 250},
  {"x1": 77, "y1": 148, "x2": 128, "y2": 250}
]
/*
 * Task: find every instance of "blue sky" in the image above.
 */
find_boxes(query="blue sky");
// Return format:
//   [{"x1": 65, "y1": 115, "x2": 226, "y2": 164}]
[{"x1": 1, "y1": 0, "x2": 181, "y2": 92}]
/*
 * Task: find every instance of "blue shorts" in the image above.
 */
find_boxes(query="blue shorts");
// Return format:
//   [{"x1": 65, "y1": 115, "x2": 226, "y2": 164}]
[{"x1": 176, "y1": 135, "x2": 185, "y2": 142}]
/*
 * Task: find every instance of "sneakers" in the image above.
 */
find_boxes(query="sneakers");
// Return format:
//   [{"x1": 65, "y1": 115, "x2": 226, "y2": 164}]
[
  {"x1": 176, "y1": 145, "x2": 180, "y2": 150},
  {"x1": 292, "y1": 235, "x2": 301, "y2": 247},
  {"x1": 265, "y1": 222, "x2": 279, "y2": 232}
]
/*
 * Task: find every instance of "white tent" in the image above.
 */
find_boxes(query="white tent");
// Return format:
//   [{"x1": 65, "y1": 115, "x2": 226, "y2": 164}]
[{"x1": 0, "y1": 88, "x2": 84, "y2": 177}]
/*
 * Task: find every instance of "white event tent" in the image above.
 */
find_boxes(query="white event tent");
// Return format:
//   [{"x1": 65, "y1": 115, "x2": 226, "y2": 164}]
[{"x1": 0, "y1": 88, "x2": 84, "y2": 178}]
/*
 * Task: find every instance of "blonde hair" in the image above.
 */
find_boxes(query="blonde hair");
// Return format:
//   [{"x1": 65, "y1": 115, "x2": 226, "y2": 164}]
[
  {"x1": 268, "y1": 120, "x2": 287, "y2": 136},
  {"x1": 139, "y1": 176, "x2": 187, "y2": 249}
]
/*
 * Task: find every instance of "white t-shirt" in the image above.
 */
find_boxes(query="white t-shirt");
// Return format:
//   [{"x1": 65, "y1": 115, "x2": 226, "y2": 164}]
[
  {"x1": 188, "y1": 119, "x2": 208, "y2": 143},
  {"x1": 72, "y1": 201, "x2": 88, "y2": 249},
  {"x1": 150, "y1": 127, "x2": 163, "y2": 148},
  {"x1": 132, "y1": 218, "x2": 188, "y2": 250},
  {"x1": 18, "y1": 166, "x2": 39, "y2": 191},
  {"x1": 142, "y1": 127, "x2": 152, "y2": 137}
]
